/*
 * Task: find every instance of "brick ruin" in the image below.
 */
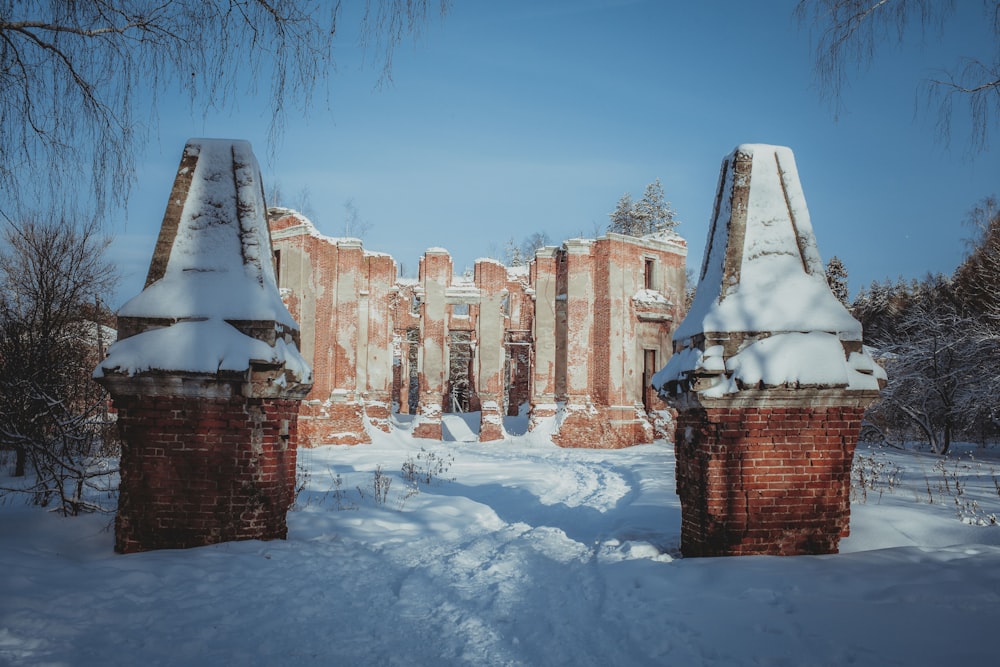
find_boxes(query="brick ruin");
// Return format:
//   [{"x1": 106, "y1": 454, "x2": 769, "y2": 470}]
[
  {"x1": 268, "y1": 210, "x2": 687, "y2": 448},
  {"x1": 96, "y1": 139, "x2": 313, "y2": 553},
  {"x1": 93, "y1": 136, "x2": 879, "y2": 558},
  {"x1": 654, "y1": 144, "x2": 885, "y2": 556}
]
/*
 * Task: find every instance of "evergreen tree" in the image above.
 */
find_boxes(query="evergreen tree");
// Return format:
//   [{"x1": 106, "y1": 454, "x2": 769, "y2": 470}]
[
  {"x1": 954, "y1": 195, "x2": 1000, "y2": 325},
  {"x1": 608, "y1": 193, "x2": 637, "y2": 236},
  {"x1": 635, "y1": 178, "x2": 678, "y2": 234},
  {"x1": 504, "y1": 237, "x2": 524, "y2": 266},
  {"x1": 608, "y1": 180, "x2": 679, "y2": 237},
  {"x1": 825, "y1": 255, "x2": 849, "y2": 306}
]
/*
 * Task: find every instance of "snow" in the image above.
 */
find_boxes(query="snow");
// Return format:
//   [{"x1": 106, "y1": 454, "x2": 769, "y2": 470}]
[
  {"x1": 94, "y1": 319, "x2": 311, "y2": 380},
  {"x1": 676, "y1": 144, "x2": 860, "y2": 342},
  {"x1": 2, "y1": 424, "x2": 999, "y2": 666},
  {"x1": 119, "y1": 139, "x2": 294, "y2": 327},
  {"x1": 96, "y1": 139, "x2": 310, "y2": 383},
  {"x1": 507, "y1": 264, "x2": 530, "y2": 278},
  {"x1": 269, "y1": 208, "x2": 390, "y2": 258},
  {"x1": 724, "y1": 332, "x2": 883, "y2": 390},
  {"x1": 659, "y1": 145, "x2": 881, "y2": 398},
  {"x1": 631, "y1": 288, "x2": 672, "y2": 306}
]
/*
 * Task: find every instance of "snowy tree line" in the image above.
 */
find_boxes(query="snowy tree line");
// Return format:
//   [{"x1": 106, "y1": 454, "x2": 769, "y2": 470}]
[{"x1": 851, "y1": 196, "x2": 1000, "y2": 454}]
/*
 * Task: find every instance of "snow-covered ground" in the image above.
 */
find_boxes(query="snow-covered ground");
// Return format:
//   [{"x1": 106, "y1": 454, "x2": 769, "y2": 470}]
[{"x1": 2, "y1": 413, "x2": 999, "y2": 667}]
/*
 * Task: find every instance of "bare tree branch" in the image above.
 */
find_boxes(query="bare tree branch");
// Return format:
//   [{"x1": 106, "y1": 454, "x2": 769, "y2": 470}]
[
  {"x1": 796, "y1": 0, "x2": 999, "y2": 152},
  {"x1": 0, "y1": 0, "x2": 449, "y2": 222}
]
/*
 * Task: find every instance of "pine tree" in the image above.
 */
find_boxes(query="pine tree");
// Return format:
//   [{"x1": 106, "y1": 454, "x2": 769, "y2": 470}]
[
  {"x1": 825, "y1": 255, "x2": 849, "y2": 306},
  {"x1": 608, "y1": 180, "x2": 679, "y2": 237},
  {"x1": 504, "y1": 238, "x2": 523, "y2": 266},
  {"x1": 608, "y1": 193, "x2": 637, "y2": 236},
  {"x1": 635, "y1": 178, "x2": 678, "y2": 235},
  {"x1": 954, "y1": 195, "x2": 1000, "y2": 325}
]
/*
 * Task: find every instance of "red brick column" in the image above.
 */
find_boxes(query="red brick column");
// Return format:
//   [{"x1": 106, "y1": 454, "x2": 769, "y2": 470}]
[
  {"x1": 96, "y1": 139, "x2": 314, "y2": 554},
  {"x1": 298, "y1": 399, "x2": 369, "y2": 446},
  {"x1": 674, "y1": 396, "x2": 867, "y2": 556},
  {"x1": 113, "y1": 395, "x2": 301, "y2": 553},
  {"x1": 413, "y1": 249, "x2": 450, "y2": 440}
]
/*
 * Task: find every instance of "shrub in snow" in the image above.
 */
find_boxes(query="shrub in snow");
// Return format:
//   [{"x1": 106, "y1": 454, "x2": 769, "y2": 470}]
[{"x1": 402, "y1": 448, "x2": 456, "y2": 486}]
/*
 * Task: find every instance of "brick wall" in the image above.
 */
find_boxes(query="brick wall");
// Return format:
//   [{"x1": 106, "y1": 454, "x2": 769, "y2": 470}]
[
  {"x1": 413, "y1": 250, "x2": 449, "y2": 440},
  {"x1": 113, "y1": 395, "x2": 301, "y2": 554},
  {"x1": 553, "y1": 405, "x2": 653, "y2": 449},
  {"x1": 297, "y1": 400, "x2": 369, "y2": 446},
  {"x1": 674, "y1": 403, "x2": 865, "y2": 556},
  {"x1": 269, "y1": 211, "x2": 688, "y2": 447}
]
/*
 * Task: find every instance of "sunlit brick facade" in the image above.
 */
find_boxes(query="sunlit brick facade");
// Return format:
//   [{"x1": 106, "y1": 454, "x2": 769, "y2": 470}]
[{"x1": 269, "y1": 209, "x2": 687, "y2": 448}]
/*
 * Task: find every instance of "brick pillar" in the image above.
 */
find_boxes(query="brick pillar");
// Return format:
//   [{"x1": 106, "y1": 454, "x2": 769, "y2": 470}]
[
  {"x1": 655, "y1": 144, "x2": 884, "y2": 557},
  {"x1": 363, "y1": 253, "x2": 397, "y2": 433},
  {"x1": 674, "y1": 397, "x2": 868, "y2": 556},
  {"x1": 413, "y1": 249, "x2": 451, "y2": 439},
  {"x1": 111, "y1": 394, "x2": 302, "y2": 553},
  {"x1": 96, "y1": 139, "x2": 313, "y2": 553},
  {"x1": 476, "y1": 259, "x2": 508, "y2": 442},
  {"x1": 551, "y1": 239, "x2": 614, "y2": 447},
  {"x1": 325, "y1": 238, "x2": 370, "y2": 444},
  {"x1": 529, "y1": 246, "x2": 560, "y2": 427}
]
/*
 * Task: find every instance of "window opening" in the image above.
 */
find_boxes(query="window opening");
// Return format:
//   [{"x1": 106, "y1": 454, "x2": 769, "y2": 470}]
[
  {"x1": 642, "y1": 349, "x2": 657, "y2": 412},
  {"x1": 447, "y1": 331, "x2": 474, "y2": 413},
  {"x1": 407, "y1": 328, "x2": 420, "y2": 413}
]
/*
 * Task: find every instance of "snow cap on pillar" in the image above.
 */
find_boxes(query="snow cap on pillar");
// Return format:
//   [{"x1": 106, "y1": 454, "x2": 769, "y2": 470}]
[
  {"x1": 654, "y1": 144, "x2": 884, "y2": 399},
  {"x1": 95, "y1": 138, "x2": 312, "y2": 397}
]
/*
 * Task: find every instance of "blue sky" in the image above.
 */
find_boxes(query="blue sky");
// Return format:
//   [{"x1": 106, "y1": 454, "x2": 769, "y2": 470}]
[{"x1": 109, "y1": 0, "x2": 999, "y2": 307}]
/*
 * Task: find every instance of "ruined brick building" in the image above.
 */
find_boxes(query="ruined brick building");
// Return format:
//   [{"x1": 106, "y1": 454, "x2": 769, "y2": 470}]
[{"x1": 268, "y1": 208, "x2": 687, "y2": 448}]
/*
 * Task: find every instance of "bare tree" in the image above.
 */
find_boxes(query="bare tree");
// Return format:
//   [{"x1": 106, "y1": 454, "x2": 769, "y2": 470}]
[
  {"x1": 0, "y1": 217, "x2": 119, "y2": 514},
  {"x1": 864, "y1": 272, "x2": 1000, "y2": 453},
  {"x1": 0, "y1": 0, "x2": 448, "y2": 220},
  {"x1": 858, "y1": 197, "x2": 1000, "y2": 450},
  {"x1": 795, "y1": 0, "x2": 1000, "y2": 151},
  {"x1": 683, "y1": 267, "x2": 697, "y2": 315},
  {"x1": 521, "y1": 231, "x2": 552, "y2": 258},
  {"x1": 342, "y1": 198, "x2": 374, "y2": 239}
]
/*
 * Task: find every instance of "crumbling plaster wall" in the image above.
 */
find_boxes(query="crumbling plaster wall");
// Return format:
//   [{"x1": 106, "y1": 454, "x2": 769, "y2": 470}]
[
  {"x1": 269, "y1": 210, "x2": 396, "y2": 445},
  {"x1": 546, "y1": 233, "x2": 687, "y2": 448}
]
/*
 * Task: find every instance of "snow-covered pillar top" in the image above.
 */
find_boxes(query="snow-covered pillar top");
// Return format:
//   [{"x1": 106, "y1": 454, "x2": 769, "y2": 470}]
[
  {"x1": 95, "y1": 138, "x2": 312, "y2": 398},
  {"x1": 654, "y1": 144, "x2": 884, "y2": 401}
]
